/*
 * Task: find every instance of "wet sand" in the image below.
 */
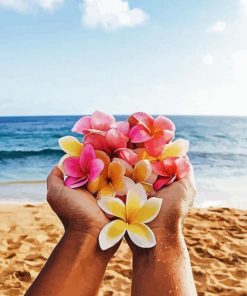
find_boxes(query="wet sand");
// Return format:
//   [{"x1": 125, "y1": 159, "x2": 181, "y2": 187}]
[{"x1": 0, "y1": 204, "x2": 246, "y2": 296}]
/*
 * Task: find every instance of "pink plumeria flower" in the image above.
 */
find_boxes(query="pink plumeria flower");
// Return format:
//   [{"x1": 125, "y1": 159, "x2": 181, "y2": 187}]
[
  {"x1": 57, "y1": 136, "x2": 83, "y2": 174},
  {"x1": 152, "y1": 157, "x2": 191, "y2": 191},
  {"x1": 72, "y1": 111, "x2": 116, "y2": 135},
  {"x1": 63, "y1": 143, "x2": 104, "y2": 189},
  {"x1": 128, "y1": 112, "x2": 175, "y2": 157},
  {"x1": 72, "y1": 111, "x2": 130, "y2": 155}
]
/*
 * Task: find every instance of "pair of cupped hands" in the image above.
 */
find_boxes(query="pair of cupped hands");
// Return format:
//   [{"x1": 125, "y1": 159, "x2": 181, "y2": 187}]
[{"x1": 47, "y1": 165, "x2": 196, "y2": 255}]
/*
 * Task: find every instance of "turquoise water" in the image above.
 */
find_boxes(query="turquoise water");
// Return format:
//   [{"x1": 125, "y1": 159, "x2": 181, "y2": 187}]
[{"x1": 0, "y1": 115, "x2": 247, "y2": 208}]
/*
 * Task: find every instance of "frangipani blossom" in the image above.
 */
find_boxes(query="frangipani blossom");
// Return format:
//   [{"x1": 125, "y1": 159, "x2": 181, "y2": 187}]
[
  {"x1": 129, "y1": 112, "x2": 175, "y2": 157},
  {"x1": 72, "y1": 111, "x2": 130, "y2": 155},
  {"x1": 119, "y1": 159, "x2": 156, "y2": 195},
  {"x1": 72, "y1": 111, "x2": 115, "y2": 135},
  {"x1": 152, "y1": 157, "x2": 190, "y2": 191},
  {"x1": 94, "y1": 160, "x2": 134, "y2": 199},
  {"x1": 58, "y1": 136, "x2": 83, "y2": 173},
  {"x1": 63, "y1": 144, "x2": 104, "y2": 189},
  {"x1": 97, "y1": 184, "x2": 162, "y2": 250},
  {"x1": 134, "y1": 139, "x2": 189, "y2": 161}
]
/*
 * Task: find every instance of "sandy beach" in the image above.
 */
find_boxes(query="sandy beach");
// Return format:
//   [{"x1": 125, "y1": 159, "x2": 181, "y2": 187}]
[{"x1": 0, "y1": 204, "x2": 246, "y2": 296}]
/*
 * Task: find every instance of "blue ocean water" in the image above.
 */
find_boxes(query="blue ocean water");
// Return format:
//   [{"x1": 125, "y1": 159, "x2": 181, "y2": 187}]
[{"x1": 0, "y1": 115, "x2": 247, "y2": 207}]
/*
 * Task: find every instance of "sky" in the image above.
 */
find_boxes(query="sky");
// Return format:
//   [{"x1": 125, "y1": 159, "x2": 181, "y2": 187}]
[{"x1": 0, "y1": 0, "x2": 247, "y2": 116}]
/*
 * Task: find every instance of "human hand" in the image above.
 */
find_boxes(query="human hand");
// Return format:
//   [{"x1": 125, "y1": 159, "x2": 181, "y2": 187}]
[
  {"x1": 47, "y1": 166, "x2": 111, "y2": 240},
  {"x1": 127, "y1": 165, "x2": 196, "y2": 251},
  {"x1": 150, "y1": 165, "x2": 196, "y2": 233}
]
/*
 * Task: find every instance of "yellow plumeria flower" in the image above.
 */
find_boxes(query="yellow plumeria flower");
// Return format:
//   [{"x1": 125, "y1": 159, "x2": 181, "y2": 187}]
[
  {"x1": 160, "y1": 139, "x2": 189, "y2": 159},
  {"x1": 58, "y1": 136, "x2": 83, "y2": 173},
  {"x1": 113, "y1": 158, "x2": 157, "y2": 195},
  {"x1": 97, "y1": 184, "x2": 162, "y2": 250},
  {"x1": 98, "y1": 161, "x2": 134, "y2": 199}
]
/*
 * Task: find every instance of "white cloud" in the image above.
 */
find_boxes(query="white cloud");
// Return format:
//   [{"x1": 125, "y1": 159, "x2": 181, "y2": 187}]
[
  {"x1": 38, "y1": 0, "x2": 64, "y2": 12},
  {"x1": 206, "y1": 21, "x2": 226, "y2": 33},
  {"x1": 202, "y1": 54, "x2": 214, "y2": 65},
  {"x1": 82, "y1": 0, "x2": 148, "y2": 30},
  {"x1": 0, "y1": 0, "x2": 64, "y2": 13},
  {"x1": 192, "y1": 50, "x2": 247, "y2": 115},
  {"x1": 240, "y1": 0, "x2": 247, "y2": 16}
]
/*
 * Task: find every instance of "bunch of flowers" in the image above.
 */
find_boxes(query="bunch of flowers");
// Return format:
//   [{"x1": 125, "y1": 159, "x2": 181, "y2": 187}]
[{"x1": 58, "y1": 111, "x2": 191, "y2": 250}]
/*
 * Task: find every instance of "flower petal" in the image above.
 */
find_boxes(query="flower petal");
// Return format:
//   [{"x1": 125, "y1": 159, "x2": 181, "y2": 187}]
[
  {"x1": 133, "y1": 160, "x2": 152, "y2": 183},
  {"x1": 116, "y1": 148, "x2": 138, "y2": 166},
  {"x1": 144, "y1": 132, "x2": 168, "y2": 157},
  {"x1": 58, "y1": 154, "x2": 70, "y2": 175},
  {"x1": 151, "y1": 161, "x2": 170, "y2": 177},
  {"x1": 175, "y1": 157, "x2": 191, "y2": 179},
  {"x1": 126, "y1": 184, "x2": 147, "y2": 221},
  {"x1": 116, "y1": 121, "x2": 130, "y2": 138},
  {"x1": 84, "y1": 133, "x2": 106, "y2": 151},
  {"x1": 129, "y1": 125, "x2": 152, "y2": 143},
  {"x1": 79, "y1": 144, "x2": 96, "y2": 170},
  {"x1": 97, "y1": 183, "x2": 116, "y2": 199},
  {"x1": 88, "y1": 158, "x2": 104, "y2": 181},
  {"x1": 112, "y1": 176, "x2": 135, "y2": 196},
  {"x1": 91, "y1": 111, "x2": 115, "y2": 131},
  {"x1": 105, "y1": 129, "x2": 127, "y2": 152},
  {"x1": 58, "y1": 136, "x2": 83, "y2": 156},
  {"x1": 97, "y1": 197, "x2": 126, "y2": 220},
  {"x1": 98, "y1": 219, "x2": 127, "y2": 250},
  {"x1": 64, "y1": 176, "x2": 88, "y2": 188},
  {"x1": 133, "y1": 197, "x2": 162, "y2": 223},
  {"x1": 161, "y1": 139, "x2": 189, "y2": 159},
  {"x1": 95, "y1": 150, "x2": 110, "y2": 177},
  {"x1": 72, "y1": 116, "x2": 92, "y2": 134},
  {"x1": 153, "y1": 176, "x2": 176, "y2": 191},
  {"x1": 153, "y1": 116, "x2": 175, "y2": 133},
  {"x1": 128, "y1": 112, "x2": 154, "y2": 131},
  {"x1": 63, "y1": 157, "x2": 83, "y2": 177},
  {"x1": 141, "y1": 182, "x2": 155, "y2": 196},
  {"x1": 108, "y1": 161, "x2": 126, "y2": 180},
  {"x1": 127, "y1": 222, "x2": 156, "y2": 248},
  {"x1": 112, "y1": 157, "x2": 133, "y2": 178}
]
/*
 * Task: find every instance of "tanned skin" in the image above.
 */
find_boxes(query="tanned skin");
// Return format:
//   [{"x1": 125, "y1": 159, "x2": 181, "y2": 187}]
[
  {"x1": 129, "y1": 168, "x2": 198, "y2": 296},
  {"x1": 25, "y1": 166, "x2": 197, "y2": 296}
]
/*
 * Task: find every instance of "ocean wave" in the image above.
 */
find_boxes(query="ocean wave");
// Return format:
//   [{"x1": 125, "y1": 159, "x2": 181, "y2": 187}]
[{"x1": 0, "y1": 149, "x2": 63, "y2": 160}]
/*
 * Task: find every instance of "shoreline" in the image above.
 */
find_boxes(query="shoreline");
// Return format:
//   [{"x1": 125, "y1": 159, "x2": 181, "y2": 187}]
[{"x1": 1, "y1": 176, "x2": 247, "y2": 209}]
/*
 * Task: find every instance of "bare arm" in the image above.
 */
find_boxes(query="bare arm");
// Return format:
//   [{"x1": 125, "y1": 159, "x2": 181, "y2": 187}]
[
  {"x1": 25, "y1": 167, "x2": 118, "y2": 296},
  {"x1": 130, "y1": 168, "x2": 197, "y2": 296}
]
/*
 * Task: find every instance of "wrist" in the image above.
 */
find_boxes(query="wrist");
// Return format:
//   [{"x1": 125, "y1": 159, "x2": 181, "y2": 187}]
[
  {"x1": 63, "y1": 228, "x2": 116, "y2": 263},
  {"x1": 132, "y1": 225, "x2": 184, "y2": 258}
]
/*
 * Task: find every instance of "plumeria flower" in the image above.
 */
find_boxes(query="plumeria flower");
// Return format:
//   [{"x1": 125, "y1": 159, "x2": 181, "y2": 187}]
[
  {"x1": 118, "y1": 158, "x2": 156, "y2": 195},
  {"x1": 152, "y1": 157, "x2": 191, "y2": 191},
  {"x1": 128, "y1": 112, "x2": 175, "y2": 157},
  {"x1": 63, "y1": 144, "x2": 104, "y2": 189},
  {"x1": 72, "y1": 111, "x2": 130, "y2": 155},
  {"x1": 115, "y1": 148, "x2": 138, "y2": 166},
  {"x1": 58, "y1": 136, "x2": 83, "y2": 173},
  {"x1": 134, "y1": 139, "x2": 189, "y2": 161},
  {"x1": 89, "y1": 160, "x2": 134, "y2": 199},
  {"x1": 97, "y1": 184, "x2": 162, "y2": 250}
]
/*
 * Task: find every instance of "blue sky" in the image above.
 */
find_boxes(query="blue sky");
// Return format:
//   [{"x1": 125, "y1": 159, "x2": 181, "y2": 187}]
[{"x1": 0, "y1": 0, "x2": 247, "y2": 116}]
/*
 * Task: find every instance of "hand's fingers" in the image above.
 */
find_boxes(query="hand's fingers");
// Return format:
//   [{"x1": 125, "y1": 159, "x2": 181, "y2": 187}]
[
  {"x1": 47, "y1": 166, "x2": 64, "y2": 190},
  {"x1": 183, "y1": 164, "x2": 196, "y2": 190}
]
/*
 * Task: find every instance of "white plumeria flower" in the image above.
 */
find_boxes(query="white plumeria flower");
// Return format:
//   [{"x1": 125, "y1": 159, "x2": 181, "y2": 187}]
[{"x1": 97, "y1": 184, "x2": 162, "y2": 250}]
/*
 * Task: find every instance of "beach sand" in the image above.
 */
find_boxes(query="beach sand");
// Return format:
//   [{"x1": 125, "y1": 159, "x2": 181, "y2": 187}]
[{"x1": 0, "y1": 204, "x2": 246, "y2": 296}]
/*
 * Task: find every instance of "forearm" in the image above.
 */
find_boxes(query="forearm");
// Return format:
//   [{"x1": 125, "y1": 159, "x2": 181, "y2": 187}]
[
  {"x1": 131, "y1": 228, "x2": 197, "y2": 296},
  {"x1": 25, "y1": 230, "x2": 111, "y2": 296}
]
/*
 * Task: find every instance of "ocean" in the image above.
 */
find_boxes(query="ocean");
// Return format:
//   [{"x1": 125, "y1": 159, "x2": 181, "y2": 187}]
[{"x1": 0, "y1": 115, "x2": 247, "y2": 208}]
